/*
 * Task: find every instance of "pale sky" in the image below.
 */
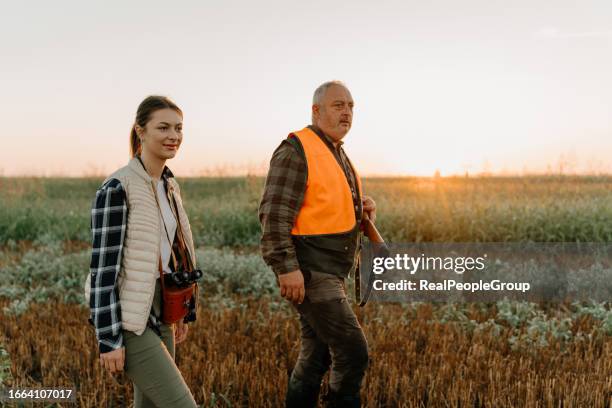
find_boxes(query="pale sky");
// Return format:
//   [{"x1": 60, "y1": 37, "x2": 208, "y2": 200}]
[{"x1": 1, "y1": 0, "x2": 611, "y2": 176}]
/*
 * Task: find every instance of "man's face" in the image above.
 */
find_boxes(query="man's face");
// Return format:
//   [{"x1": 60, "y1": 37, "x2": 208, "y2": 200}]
[{"x1": 312, "y1": 85, "x2": 354, "y2": 143}]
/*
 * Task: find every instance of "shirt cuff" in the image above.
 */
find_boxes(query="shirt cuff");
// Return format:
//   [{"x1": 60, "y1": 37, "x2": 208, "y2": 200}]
[
  {"x1": 98, "y1": 332, "x2": 123, "y2": 354},
  {"x1": 271, "y1": 258, "x2": 301, "y2": 275}
]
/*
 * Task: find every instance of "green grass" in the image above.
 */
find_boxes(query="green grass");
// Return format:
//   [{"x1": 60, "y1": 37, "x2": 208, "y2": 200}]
[
  {"x1": 0, "y1": 240, "x2": 609, "y2": 345},
  {"x1": 1, "y1": 176, "x2": 611, "y2": 245}
]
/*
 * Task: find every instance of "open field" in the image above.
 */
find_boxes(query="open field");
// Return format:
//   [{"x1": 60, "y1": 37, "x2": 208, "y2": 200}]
[
  {"x1": 1, "y1": 176, "x2": 611, "y2": 246},
  {"x1": 0, "y1": 176, "x2": 610, "y2": 407},
  {"x1": 1, "y1": 298, "x2": 610, "y2": 407}
]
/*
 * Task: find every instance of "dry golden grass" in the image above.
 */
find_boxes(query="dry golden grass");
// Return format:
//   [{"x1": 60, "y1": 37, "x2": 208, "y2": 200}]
[{"x1": 1, "y1": 298, "x2": 610, "y2": 407}]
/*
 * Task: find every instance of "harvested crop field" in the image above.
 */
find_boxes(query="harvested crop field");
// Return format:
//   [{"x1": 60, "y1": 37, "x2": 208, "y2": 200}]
[{"x1": 0, "y1": 176, "x2": 610, "y2": 407}]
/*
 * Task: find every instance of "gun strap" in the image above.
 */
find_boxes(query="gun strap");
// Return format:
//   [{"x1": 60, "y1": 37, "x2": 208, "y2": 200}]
[{"x1": 355, "y1": 253, "x2": 362, "y2": 305}]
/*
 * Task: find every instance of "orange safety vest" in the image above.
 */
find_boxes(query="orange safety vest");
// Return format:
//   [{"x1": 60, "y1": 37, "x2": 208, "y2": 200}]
[
  {"x1": 290, "y1": 127, "x2": 362, "y2": 236},
  {"x1": 288, "y1": 127, "x2": 363, "y2": 277}
]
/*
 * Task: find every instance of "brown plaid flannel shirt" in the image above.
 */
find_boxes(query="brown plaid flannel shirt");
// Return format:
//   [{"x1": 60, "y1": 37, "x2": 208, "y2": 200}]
[{"x1": 259, "y1": 125, "x2": 362, "y2": 276}]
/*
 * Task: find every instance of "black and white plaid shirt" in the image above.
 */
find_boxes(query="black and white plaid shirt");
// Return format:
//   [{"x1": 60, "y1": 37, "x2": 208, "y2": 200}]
[{"x1": 88, "y1": 168, "x2": 196, "y2": 353}]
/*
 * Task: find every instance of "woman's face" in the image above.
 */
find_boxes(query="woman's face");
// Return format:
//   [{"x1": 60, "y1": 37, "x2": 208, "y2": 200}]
[{"x1": 137, "y1": 108, "x2": 183, "y2": 160}]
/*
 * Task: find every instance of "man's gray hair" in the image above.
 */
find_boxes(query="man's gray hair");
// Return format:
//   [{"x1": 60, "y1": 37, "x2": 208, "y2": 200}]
[{"x1": 312, "y1": 80, "x2": 347, "y2": 105}]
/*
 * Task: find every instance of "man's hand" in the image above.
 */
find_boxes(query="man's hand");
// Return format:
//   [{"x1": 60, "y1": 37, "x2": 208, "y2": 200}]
[
  {"x1": 175, "y1": 320, "x2": 189, "y2": 344},
  {"x1": 278, "y1": 269, "x2": 305, "y2": 304},
  {"x1": 100, "y1": 347, "x2": 125, "y2": 374},
  {"x1": 362, "y1": 195, "x2": 377, "y2": 223}
]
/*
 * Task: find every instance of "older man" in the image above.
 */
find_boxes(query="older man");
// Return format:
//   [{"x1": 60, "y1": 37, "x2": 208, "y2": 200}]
[{"x1": 259, "y1": 81, "x2": 376, "y2": 408}]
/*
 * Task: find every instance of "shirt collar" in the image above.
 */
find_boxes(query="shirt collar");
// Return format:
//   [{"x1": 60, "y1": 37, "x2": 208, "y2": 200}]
[
  {"x1": 161, "y1": 166, "x2": 174, "y2": 180},
  {"x1": 308, "y1": 125, "x2": 344, "y2": 148}
]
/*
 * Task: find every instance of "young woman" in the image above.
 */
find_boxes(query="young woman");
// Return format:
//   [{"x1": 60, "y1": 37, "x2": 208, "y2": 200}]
[{"x1": 84, "y1": 95, "x2": 199, "y2": 407}]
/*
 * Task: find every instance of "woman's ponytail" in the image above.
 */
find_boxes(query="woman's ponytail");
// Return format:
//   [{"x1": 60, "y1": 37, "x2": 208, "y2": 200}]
[{"x1": 130, "y1": 126, "x2": 141, "y2": 158}]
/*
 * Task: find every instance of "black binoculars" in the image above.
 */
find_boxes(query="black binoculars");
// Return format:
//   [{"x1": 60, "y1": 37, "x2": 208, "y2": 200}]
[{"x1": 169, "y1": 269, "x2": 203, "y2": 288}]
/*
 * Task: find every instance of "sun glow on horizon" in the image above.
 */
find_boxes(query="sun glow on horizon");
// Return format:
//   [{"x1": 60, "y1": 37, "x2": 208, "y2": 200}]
[{"x1": 1, "y1": 2, "x2": 610, "y2": 177}]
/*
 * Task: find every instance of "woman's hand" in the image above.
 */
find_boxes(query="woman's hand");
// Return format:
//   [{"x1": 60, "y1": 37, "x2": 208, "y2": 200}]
[
  {"x1": 175, "y1": 320, "x2": 189, "y2": 344},
  {"x1": 100, "y1": 347, "x2": 125, "y2": 373}
]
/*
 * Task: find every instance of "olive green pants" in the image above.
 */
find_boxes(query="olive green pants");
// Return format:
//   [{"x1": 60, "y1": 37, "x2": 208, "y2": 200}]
[
  {"x1": 288, "y1": 271, "x2": 369, "y2": 402},
  {"x1": 122, "y1": 279, "x2": 197, "y2": 408}
]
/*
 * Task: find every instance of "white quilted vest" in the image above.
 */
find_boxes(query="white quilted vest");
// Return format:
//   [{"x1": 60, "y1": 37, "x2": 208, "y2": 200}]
[{"x1": 84, "y1": 157, "x2": 197, "y2": 335}]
